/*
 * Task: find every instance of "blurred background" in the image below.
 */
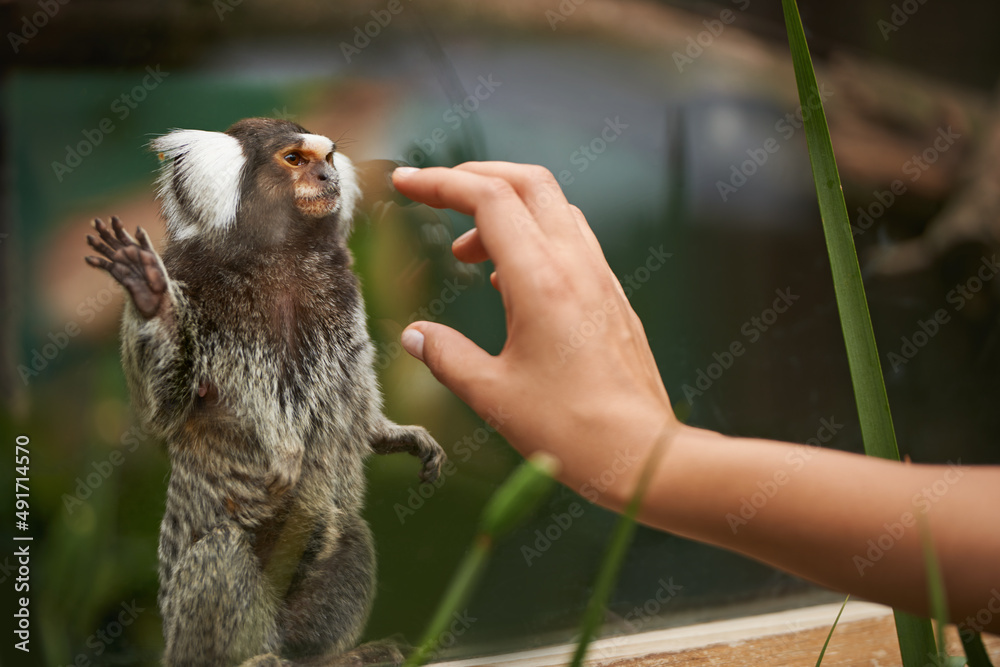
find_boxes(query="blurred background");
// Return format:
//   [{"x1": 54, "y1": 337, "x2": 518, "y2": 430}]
[{"x1": 2, "y1": 0, "x2": 1000, "y2": 664}]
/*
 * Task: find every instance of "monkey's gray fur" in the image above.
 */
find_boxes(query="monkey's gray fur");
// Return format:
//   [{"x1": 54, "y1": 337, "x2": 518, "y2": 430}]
[{"x1": 85, "y1": 118, "x2": 445, "y2": 667}]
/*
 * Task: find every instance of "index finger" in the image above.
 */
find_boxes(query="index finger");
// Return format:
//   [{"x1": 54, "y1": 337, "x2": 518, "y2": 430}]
[{"x1": 392, "y1": 166, "x2": 546, "y2": 274}]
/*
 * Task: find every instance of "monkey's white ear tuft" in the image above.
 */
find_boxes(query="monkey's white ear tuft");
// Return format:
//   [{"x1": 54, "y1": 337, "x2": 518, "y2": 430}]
[
  {"x1": 333, "y1": 151, "x2": 362, "y2": 237},
  {"x1": 151, "y1": 130, "x2": 246, "y2": 240}
]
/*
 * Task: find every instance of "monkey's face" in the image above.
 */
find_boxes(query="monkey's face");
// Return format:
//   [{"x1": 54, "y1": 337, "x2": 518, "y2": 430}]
[
  {"x1": 274, "y1": 134, "x2": 341, "y2": 219},
  {"x1": 151, "y1": 118, "x2": 360, "y2": 245}
]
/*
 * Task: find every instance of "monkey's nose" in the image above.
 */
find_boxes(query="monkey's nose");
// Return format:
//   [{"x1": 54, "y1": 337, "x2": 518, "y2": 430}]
[{"x1": 318, "y1": 173, "x2": 329, "y2": 182}]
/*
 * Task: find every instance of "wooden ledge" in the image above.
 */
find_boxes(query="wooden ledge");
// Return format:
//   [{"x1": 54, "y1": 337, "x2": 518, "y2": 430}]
[{"x1": 433, "y1": 602, "x2": 1000, "y2": 666}]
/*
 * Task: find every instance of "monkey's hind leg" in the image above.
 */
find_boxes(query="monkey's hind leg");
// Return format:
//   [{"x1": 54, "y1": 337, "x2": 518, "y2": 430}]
[
  {"x1": 241, "y1": 512, "x2": 402, "y2": 667},
  {"x1": 370, "y1": 422, "x2": 445, "y2": 483},
  {"x1": 276, "y1": 514, "x2": 376, "y2": 658},
  {"x1": 162, "y1": 523, "x2": 280, "y2": 667}
]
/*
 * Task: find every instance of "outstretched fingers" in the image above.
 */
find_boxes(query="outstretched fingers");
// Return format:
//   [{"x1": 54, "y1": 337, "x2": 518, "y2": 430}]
[
  {"x1": 84, "y1": 217, "x2": 168, "y2": 320},
  {"x1": 93, "y1": 217, "x2": 120, "y2": 246},
  {"x1": 84, "y1": 255, "x2": 113, "y2": 271},
  {"x1": 392, "y1": 166, "x2": 546, "y2": 274},
  {"x1": 85, "y1": 235, "x2": 117, "y2": 263},
  {"x1": 87, "y1": 217, "x2": 123, "y2": 259},
  {"x1": 111, "y1": 215, "x2": 140, "y2": 247},
  {"x1": 136, "y1": 226, "x2": 156, "y2": 253},
  {"x1": 452, "y1": 162, "x2": 579, "y2": 239},
  {"x1": 140, "y1": 244, "x2": 168, "y2": 295}
]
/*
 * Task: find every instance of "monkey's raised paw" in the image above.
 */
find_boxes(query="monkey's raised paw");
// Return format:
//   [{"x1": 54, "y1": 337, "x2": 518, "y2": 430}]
[{"x1": 85, "y1": 216, "x2": 168, "y2": 320}]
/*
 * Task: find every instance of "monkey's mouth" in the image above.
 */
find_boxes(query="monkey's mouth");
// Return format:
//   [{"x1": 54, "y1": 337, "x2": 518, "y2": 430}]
[{"x1": 296, "y1": 186, "x2": 340, "y2": 218}]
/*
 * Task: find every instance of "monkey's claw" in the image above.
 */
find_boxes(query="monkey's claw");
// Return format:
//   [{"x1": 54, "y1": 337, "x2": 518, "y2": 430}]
[
  {"x1": 372, "y1": 424, "x2": 446, "y2": 484},
  {"x1": 85, "y1": 216, "x2": 168, "y2": 320},
  {"x1": 418, "y1": 444, "x2": 445, "y2": 483}
]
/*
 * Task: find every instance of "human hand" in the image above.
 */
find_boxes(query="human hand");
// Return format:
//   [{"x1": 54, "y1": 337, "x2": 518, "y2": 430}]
[{"x1": 392, "y1": 162, "x2": 677, "y2": 507}]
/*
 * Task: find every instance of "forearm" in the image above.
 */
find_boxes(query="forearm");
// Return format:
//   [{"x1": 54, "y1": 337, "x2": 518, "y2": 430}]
[
  {"x1": 387, "y1": 163, "x2": 1000, "y2": 636},
  {"x1": 120, "y1": 282, "x2": 198, "y2": 436},
  {"x1": 587, "y1": 423, "x2": 1000, "y2": 630}
]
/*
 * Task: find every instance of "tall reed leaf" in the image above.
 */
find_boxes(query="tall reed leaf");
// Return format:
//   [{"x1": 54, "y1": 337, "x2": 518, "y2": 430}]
[
  {"x1": 917, "y1": 514, "x2": 948, "y2": 665},
  {"x1": 919, "y1": 520, "x2": 968, "y2": 666},
  {"x1": 815, "y1": 595, "x2": 849, "y2": 667},
  {"x1": 779, "y1": 1, "x2": 938, "y2": 664},
  {"x1": 962, "y1": 632, "x2": 995, "y2": 667},
  {"x1": 570, "y1": 428, "x2": 672, "y2": 667},
  {"x1": 404, "y1": 453, "x2": 559, "y2": 667},
  {"x1": 779, "y1": 0, "x2": 898, "y2": 462}
]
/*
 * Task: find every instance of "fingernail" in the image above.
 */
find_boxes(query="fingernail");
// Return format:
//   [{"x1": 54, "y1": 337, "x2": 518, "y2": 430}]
[
  {"x1": 454, "y1": 228, "x2": 475, "y2": 245},
  {"x1": 393, "y1": 166, "x2": 419, "y2": 178},
  {"x1": 401, "y1": 328, "x2": 425, "y2": 361}
]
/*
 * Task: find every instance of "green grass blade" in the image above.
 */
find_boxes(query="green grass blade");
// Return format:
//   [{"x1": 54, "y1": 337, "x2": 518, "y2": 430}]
[
  {"x1": 779, "y1": 0, "x2": 898, "y2": 463},
  {"x1": 570, "y1": 428, "x2": 672, "y2": 667},
  {"x1": 479, "y1": 452, "x2": 560, "y2": 540},
  {"x1": 404, "y1": 453, "x2": 558, "y2": 666},
  {"x1": 404, "y1": 535, "x2": 491, "y2": 667},
  {"x1": 920, "y1": 519, "x2": 953, "y2": 666},
  {"x1": 893, "y1": 609, "x2": 940, "y2": 667},
  {"x1": 568, "y1": 501, "x2": 641, "y2": 667},
  {"x1": 779, "y1": 2, "x2": 939, "y2": 665},
  {"x1": 815, "y1": 595, "x2": 850, "y2": 667},
  {"x1": 961, "y1": 632, "x2": 994, "y2": 666}
]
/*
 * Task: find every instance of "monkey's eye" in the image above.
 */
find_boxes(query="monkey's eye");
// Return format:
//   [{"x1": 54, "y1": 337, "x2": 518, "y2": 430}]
[
  {"x1": 325, "y1": 152, "x2": 334, "y2": 166},
  {"x1": 284, "y1": 152, "x2": 306, "y2": 167}
]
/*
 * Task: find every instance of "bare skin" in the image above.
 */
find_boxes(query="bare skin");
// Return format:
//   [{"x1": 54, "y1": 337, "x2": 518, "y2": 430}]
[{"x1": 392, "y1": 162, "x2": 1000, "y2": 635}]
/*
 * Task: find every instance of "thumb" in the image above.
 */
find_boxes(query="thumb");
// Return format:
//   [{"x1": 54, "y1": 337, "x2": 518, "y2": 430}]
[{"x1": 401, "y1": 321, "x2": 496, "y2": 403}]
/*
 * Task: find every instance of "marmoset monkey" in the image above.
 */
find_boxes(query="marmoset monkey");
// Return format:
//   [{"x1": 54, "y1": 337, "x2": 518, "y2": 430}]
[{"x1": 84, "y1": 118, "x2": 445, "y2": 667}]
